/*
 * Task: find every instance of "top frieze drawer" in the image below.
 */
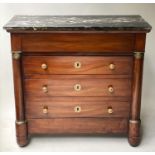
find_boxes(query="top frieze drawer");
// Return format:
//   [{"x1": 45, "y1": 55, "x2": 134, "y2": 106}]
[{"x1": 20, "y1": 33, "x2": 135, "y2": 52}]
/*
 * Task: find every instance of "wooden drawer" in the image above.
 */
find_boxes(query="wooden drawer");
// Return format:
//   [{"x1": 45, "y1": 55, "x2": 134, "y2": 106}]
[
  {"x1": 23, "y1": 56, "x2": 133, "y2": 75},
  {"x1": 24, "y1": 76, "x2": 131, "y2": 97},
  {"x1": 21, "y1": 33, "x2": 135, "y2": 52},
  {"x1": 25, "y1": 97, "x2": 130, "y2": 118},
  {"x1": 28, "y1": 118, "x2": 128, "y2": 135}
]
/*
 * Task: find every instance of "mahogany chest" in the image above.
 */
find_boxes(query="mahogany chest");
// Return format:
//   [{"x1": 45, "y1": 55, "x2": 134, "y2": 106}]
[{"x1": 4, "y1": 15, "x2": 151, "y2": 147}]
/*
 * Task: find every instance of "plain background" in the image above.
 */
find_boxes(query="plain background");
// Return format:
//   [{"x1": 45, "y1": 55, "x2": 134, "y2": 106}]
[{"x1": 0, "y1": 3, "x2": 155, "y2": 152}]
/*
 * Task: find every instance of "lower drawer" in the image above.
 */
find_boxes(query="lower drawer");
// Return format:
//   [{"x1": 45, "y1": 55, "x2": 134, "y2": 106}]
[
  {"x1": 28, "y1": 118, "x2": 128, "y2": 135},
  {"x1": 25, "y1": 97, "x2": 130, "y2": 118}
]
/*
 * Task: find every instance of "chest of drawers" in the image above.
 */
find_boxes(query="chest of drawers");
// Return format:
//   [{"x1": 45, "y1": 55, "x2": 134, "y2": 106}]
[{"x1": 4, "y1": 15, "x2": 151, "y2": 147}]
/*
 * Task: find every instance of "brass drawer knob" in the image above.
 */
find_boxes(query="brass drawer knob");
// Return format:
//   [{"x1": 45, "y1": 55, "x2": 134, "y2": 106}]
[
  {"x1": 74, "y1": 106, "x2": 81, "y2": 113},
  {"x1": 41, "y1": 63, "x2": 48, "y2": 70},
  {"x1": 108, "y1": 107, "x2": 113, "y2": 114},
  {"x1": 74, "y1": 61, "x2": 81, "y2": 69},
  {"x1": 43, "y1": 106, "x2": 48, "y2": 114},
  {"x1": 108, "y1": 85, "x2": 114, "y2": 93},
  {"x1": 109, "y1": 63, "x2": 115, "y2": 70},
  {"x1": 74, "y1": 84, "x2": 81, "y2": 91},
  {"x1": 42, "y1": 85, "x2": 48, "y2": 93}
]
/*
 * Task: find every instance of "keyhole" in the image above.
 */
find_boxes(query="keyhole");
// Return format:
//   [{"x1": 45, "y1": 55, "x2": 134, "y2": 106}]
[
  {"x1": 74, "y1": 84, "x2": 81, "y2": 91},
  {"x1": 74, "y1": 106, "x2": 81, "y2": 112},
  {"x1": 74, "y1": 61, "x2": 81, "y2": 69},
  {"x1": 77, "y1": 63, "x2": 79, "y2": 67}
]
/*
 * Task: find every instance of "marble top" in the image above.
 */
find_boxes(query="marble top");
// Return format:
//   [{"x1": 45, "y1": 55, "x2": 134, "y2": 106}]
[{"x1": 4, "y1": 15, "x2": 152, "y2": 32}]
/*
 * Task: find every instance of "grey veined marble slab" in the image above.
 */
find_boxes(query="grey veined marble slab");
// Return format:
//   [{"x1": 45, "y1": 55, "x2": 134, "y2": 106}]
[{"x1": 4, "y1": 15, "x2": 152, "y2": 32}]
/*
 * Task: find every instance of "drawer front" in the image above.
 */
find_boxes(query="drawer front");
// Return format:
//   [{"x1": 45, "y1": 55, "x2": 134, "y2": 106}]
[
  {"x1": 24, "y1": 77, "x2": 131, "y2": 97},
  {"x1": 22, "y1": 33, "x2": 134, "y2": 52},
  {"x1": 26, "y1": 97, "x2": 130, "y2": 118},
  {"x1": 23, "y1": 56, "x2": 133, "y2": 75},
  {"x1": 28, "y1": 118, "x2": 128, "y2": 134}
]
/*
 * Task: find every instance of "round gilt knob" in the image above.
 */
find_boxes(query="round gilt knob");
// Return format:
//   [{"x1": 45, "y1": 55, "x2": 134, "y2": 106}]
[
  {"x1": 74, "y1": 84, "x2": 81, "y2": 91},
  {"x1": 109, "y1": 63, "x2": 115, "y2": 70},
  {"x1": 108, "y1": 107, "x2": 113, "y2": 114},
  {"x1": 74, "y1": 61, "x2": 81, "y2": 69},
  {"x1": 43, "y1": 106, "x2": 48, "y2": 114},
  {"x1": 108, "y1": 86, "x2": 114, "y2": 93},
  {"x1": 42, "y1": 85, "x2": 48, "y2": 93},
  {"x1": 74, "y1": 106, "x2": 81, "y2": 113},
  {"x1": 41, "y1": 63, "x2": 48, "y2": 70}
]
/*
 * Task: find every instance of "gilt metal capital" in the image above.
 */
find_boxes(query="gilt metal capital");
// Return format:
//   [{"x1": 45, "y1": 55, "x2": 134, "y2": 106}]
[
  {"x1": 134, "y1": 52, "x2": 144, "y2": 59},
  {"x1": 12, "y1": 51, "x2": 22, "y2": 60}
]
